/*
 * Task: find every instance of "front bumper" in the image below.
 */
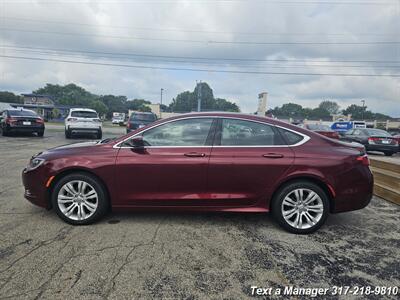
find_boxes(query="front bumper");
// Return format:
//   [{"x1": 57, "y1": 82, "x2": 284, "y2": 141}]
[{"x1": 22, "y1": 168, "x2": 50, "y2": 209}]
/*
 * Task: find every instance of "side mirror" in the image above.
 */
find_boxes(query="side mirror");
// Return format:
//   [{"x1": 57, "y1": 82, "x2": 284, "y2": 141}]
[{"x1": 128, "y1": 136, "x2": 145, "y2": 149}]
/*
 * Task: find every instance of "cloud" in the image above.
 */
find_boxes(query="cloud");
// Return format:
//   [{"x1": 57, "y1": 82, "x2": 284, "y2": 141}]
[{"x1": 0, "y1": 0, "x2": 399, "y2": 116}]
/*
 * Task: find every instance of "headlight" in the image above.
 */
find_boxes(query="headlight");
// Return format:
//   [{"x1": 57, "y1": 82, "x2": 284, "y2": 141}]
[{"x1": 26, "y1": 157, "x2": 45, "y2": 171}]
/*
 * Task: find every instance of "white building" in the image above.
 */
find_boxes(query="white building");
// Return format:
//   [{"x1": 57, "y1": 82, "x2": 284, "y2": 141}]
[{"x1": 257, "y1": 92, "x2": 268, "y2": 115}]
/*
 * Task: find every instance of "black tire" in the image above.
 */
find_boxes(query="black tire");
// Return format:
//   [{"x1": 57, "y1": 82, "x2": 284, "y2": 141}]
[
  {"x1": 37, "y1": 130, "x2": 44, "y2": 137},
  {"x1": 65, "y1": 129, "x2": 71, "y2": 139},
  {"x1": 384, "y1": 152, "x2": 393, "y2": 157},
  {"x1": 96, "y1": 130, "x2": 102, "y2": 139},
  {"x1": 51, "y1": 172, "x2": 109, "y2": 225},
  {"x1": 1, "y1": 126, "x2": 8, "y2": 136},
  {"x1": 271, "y1": 181, "x2": 330, "y2": 234}
]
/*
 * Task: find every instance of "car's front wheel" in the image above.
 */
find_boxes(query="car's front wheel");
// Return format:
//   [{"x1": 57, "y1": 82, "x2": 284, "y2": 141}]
[
  {"x1": 272, "y1": 181, "x2": 329, "y2": 234},
  {"x1": 384, "y1": 151, "x2": 394, "y2": 157},
  {"x1": 51, "y1": 173, "x2": 109, "y2": 225}
]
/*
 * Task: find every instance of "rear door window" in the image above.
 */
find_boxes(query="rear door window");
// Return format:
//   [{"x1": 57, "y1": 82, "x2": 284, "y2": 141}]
[
  {"x1": 277, "y1": 127, "x2": 304, "y2": 145},
  {"x1": 219, "y1": 119, "x2": 285, "y2": 146},
  {"x1": 71, "y1": 111, "x2": 98, "y2": 118}
]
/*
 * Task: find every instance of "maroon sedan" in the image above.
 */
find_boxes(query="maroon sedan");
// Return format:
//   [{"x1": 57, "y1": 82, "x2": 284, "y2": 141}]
[{"x1": 22, "y1": 113, "x2": 373, "y2": 234}]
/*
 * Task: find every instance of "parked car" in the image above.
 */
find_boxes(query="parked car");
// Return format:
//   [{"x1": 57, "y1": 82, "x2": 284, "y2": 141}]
[
  {"x1": 22, "y1": 112, "x2": 373, "y2": 234},
  {"x1": 1, "y1": 109, "x2": 45, "y2": 137},
  {"x1": 341, "y1": 128, "x2": 398, "y2": 156},
  {"x1": 302, "y1": 124, "x2": 340, "y2": 139},
  {"x1": 126, "y1": 112, "x2": 157, "y2": 133},
  {"x1": 112, "y1": 116, "x2": 125, "y2": 125},
  {"x1": 64, "y1": 108, "x2": 102, "y2": 139}
]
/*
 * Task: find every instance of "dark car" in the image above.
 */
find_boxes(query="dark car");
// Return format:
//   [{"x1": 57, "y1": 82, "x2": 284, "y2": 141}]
[
  {"x1": 1, "y1": 109, "x2": 45, "y2": 137},
  {"x1": 303, "y1": 124, "x2": 340, "y2": 139},
  {"x1": 22, "y1": 112, "x2": 373, "y2": 234},
  {"x1": 341, "y1": 128, "x2": 398, "y2": 156},
  {"x1": 126, "y1": 112, "x2": 157, "y2": 133}
]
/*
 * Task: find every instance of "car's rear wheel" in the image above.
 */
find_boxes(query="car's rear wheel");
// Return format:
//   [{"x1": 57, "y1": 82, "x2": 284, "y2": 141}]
[
  {"x1": 37, "y1": 130, "x2": 44, "y2": 137},
  {"x1": 51, "y1": 173, "x2": 108, "y2": 225},
  {"x1": 384, "y1": 151, "x2": 393, "y2": 157},
  {"x1": 272, "y1": 181, "x2": 329, "y2": 234},
  {"x1": 65, "y1": 129, "x2": 71, "y2": 139},
  {"x1": 1, "y1": 126, "x2": 9, "y2": 136}
]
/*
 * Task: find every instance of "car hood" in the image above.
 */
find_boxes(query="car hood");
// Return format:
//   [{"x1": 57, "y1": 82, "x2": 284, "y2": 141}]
[{"x1": 48, "y1": 141, "x2": 100, "y2": 151}]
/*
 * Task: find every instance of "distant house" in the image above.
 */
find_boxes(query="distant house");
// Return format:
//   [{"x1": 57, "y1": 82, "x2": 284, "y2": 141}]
[{"x1": 0, "y1": 102, "x2": 13, "y2": 111}]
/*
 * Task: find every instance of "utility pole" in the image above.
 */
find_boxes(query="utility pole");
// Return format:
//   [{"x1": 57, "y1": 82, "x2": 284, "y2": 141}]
[
  {"x1": 160, "y1": 88, "x2": 164, "y2": 118},
  {"x1": 361, "y1": 99, "x2": 365, "y2": 120},
  {"x1": 197, "y1": 81, "x2": 202, "y2": 112}
]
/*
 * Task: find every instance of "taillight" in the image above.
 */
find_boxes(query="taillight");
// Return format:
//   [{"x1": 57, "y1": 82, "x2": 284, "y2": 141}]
[
  {"x1": 67, "y1": 118, "x2": 78, "y2": 122},
  {"x1": 36, "y1": 118, "x2": 44, "y2": 124},
  {"x1": 94, "y1": 118, "x2": 101, "y2": 123},
  {"x1": 356, "y1": 155, "x2": 370, "y2": 166},
  {"x1": 6, "y1": 117, "x2": 17, "y2": 124},
  {"x1": 368, "y1": 137, "x2": 378, "y2": 144}
]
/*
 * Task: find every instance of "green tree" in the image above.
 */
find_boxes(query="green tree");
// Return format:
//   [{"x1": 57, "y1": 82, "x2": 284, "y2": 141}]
[
  {"x1": 169, "y1": 83, "x2": 240, "y2": 112},
  {"x1": 318, "y1": 100, "x2": 340, "y2": 115},
  {"x1": 90, "y1": 101, "x2": 108, "y2": 117},
  {"x1": 99, "y1": 95, "x2": 127, "y2": 118},
  {"x1": 0, "y1": 91, "x2": 23, "y2": 103},
  {"x1": 342, "y1": 104, "x2": 373, "y2": 120}
]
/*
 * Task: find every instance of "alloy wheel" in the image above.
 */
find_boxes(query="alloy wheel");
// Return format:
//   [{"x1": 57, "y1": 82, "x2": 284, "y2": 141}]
[
  {"x1": 281, "y1": 188, "x2": 324, "y2": 230},
  {"x1": 57, "y1": 180, "x2": 98, "y2": 221}
]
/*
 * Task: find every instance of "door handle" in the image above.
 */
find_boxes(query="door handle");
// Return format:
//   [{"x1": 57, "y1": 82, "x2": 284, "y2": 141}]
[
  {"x1": 262, "y1": 153, "x2": 284, "y2": 159},
  {"x1": 184, "y1": 152, "x2": 206, "y2": 157}
]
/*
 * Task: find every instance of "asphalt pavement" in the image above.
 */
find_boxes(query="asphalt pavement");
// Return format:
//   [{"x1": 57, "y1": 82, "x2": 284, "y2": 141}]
[{"x1": 0, "y1": 127, "x2": 399, "y2": 299}]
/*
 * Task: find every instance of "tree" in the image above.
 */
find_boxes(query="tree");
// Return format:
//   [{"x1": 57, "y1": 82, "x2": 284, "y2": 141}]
[
  {"x1": 342, "y1": 104, "x2": 373, "y2": 120},
  {"x1": 98, "y1": 95, "x2": 127, "y2": 118},
  {"x1": 90, "y1": 101, "x2": 108, "y2": 117},
  {"x1": 126, "y1": 99, "x2": 152, "y2": 112},
  {"x1": 169, "y1": 82, "x2": 240, "y2": 112},
  {"x1": 318, "y1": 101, "x2": 340, "y2": 115},
  {"x1": 0, "y1": 91, "x2": 23, "y2": 104}
]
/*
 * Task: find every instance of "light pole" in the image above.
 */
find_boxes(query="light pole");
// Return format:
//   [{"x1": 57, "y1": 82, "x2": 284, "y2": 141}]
[
  {"x1": 361, "y1": 99, "x2": 365, "y2": 120},
  {"x1": 160, "y1": 88, "x2": 164, "y2": 118}
]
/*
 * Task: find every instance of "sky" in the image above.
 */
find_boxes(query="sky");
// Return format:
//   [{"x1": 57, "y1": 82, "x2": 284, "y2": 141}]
[{"x1": 0, "y1": 0, "x2": 399, "y2": 116}]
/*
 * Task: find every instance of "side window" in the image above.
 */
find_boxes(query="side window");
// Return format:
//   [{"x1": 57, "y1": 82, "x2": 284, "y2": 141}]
[
  {"x1": 277, "y1": 128, "x2": 304, "y2": 145},
  {"x1": 142, "y1": 118, "x2": 213, "y2": 146},
  {"x1": 353, "y1": 129, "x2": 362, "y2": 136},
  {"x1": 220, "y1": 119, "x2": 284, "y2": 146}
]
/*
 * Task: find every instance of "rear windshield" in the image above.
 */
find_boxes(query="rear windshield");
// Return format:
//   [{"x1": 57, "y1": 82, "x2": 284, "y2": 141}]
[
  {"x1": 8, "y1": 110, "x2": 38, "y2": 117},
  {"x1": 364, "y1": 129, "x2": 391, "y2": 137},
  {"x1": 130, "y1": 113, "x2": 156, "y2": 122},
  {"x1": 307, "y1": 124, "x2": 332, "y2": 131},
  {"x1": 71, "y1": 111, "x2": 98, "y2": 118}
]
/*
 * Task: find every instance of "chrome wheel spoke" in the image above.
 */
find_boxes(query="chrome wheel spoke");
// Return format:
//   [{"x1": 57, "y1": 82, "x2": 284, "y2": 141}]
[
  {"x1": 64, "y1": 183, "x2": 77, "y2": 196},
  {"x1": 283, "y1": 208, "x2": 297, "y2": 218},
  {"x1": 64, "y1": 203, "x2": 77, "y2": 217},
  {"x1": 304, "y1": 192, "x2": 318, "y2": 205},
  {"x1": 304, "y1": 212, "x2": 318, "y2": 226},
  {"x1": 307, "y1": 204, "x2": 323, "y2": 213},
  {"x1": 283, "y1": 197, "x2": 297, "y2": 207},
  {"x1": 83, "y1": 201, "x2": 97, "y2": 212}
]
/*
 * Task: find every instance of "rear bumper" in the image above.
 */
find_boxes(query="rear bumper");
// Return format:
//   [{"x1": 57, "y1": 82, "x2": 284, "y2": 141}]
[
  {"x1": 67, "y1": 126, "x2": 101, "y2": 134},
  {"x1": 332, "y1": 166, "x2": 374, "y2": 213},
  {"x1": 366, "y1": 144, "x2": 398, "y2": 153},
  {"x1": 8, "y1": 125, "x2": 44, "y2": 132}
]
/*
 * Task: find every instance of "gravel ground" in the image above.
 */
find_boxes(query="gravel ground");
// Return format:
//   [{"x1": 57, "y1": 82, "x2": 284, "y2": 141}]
[{"x1": 0, "y1": 128, "x2": 399, "y2": 300}]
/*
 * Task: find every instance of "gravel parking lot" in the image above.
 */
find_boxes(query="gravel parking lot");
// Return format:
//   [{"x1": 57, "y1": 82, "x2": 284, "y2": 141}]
[{"x1": 0, "y1": 127, "x2": 399, "y2": 299}]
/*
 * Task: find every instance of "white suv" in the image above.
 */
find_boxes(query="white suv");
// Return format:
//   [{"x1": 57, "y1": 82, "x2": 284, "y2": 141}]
[{"x1": 65, "y1": 108, "x2": 102, "y2": 139}]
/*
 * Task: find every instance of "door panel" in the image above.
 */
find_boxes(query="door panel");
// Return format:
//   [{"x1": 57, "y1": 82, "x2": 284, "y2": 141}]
[
  {"x1": 115, "y1": 117, "x2": 215, "y2": 206},
  {"x1": 207, "y1": 118, "x2": 295, "y2": 206}
]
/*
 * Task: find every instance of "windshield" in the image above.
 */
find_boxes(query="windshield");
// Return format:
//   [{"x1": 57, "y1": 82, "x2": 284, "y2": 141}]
[
  {"x1": 307, "y1": 124, "x2": 332, "y2": 131},
  {"x1": 71, "y1": 111, "x2": 98, "y2": 118},
  {"x1": 9, "y1": 110, "x2": 38, "y2": 117},
  {"x1": 364, "y1": 129, "x2": 391, "y2": 137},
  {"x1": 130, "y1": 113, "x2": 156, "y2": 122}
]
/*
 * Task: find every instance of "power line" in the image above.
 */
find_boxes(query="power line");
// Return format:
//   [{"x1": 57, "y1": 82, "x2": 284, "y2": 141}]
[
  {"x1": 1, "y1": 54, "x2": 399, "y2": 77},
  {"x1": 5, "y1": 0, "x2": 398, "y2": 5},
  {"x1": 2, "y1": 44, "x2": 400, "y2": 64},
  {"x1": 2, "y1": 28, "x2": 399, "y2": 45},
  {"x1": 4, "y1": 16, "x2": 396, "y2": 37},
  {"x1": 3, "y1": 45, "x2": 400, "y2": 69}
]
